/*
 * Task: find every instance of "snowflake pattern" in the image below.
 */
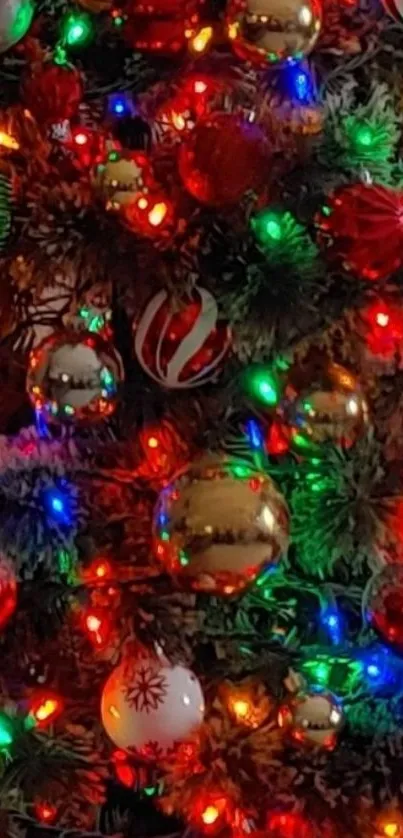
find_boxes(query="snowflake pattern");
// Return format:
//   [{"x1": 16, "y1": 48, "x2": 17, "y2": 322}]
[{"x1": 125, "y1": 664, "x2": 168, "y2": 713}]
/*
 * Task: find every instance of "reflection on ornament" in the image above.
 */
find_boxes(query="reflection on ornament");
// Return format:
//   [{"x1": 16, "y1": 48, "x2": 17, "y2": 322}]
[
  {"x1": 0, "y1": 0, "x2": 34, "y2": 54},
  {"x1": 101, "y1": 657, "x2": 204, "y2": 758},
  {"x1": 178, "y1": 112, "x2": 271, "y2": 206},
  {"x1": 94, "y1": 148, "x2": 155, "y2": 210},
  {"x1": 366, "y1": 565, "x2": 403, "y2": 655},
  {"x1": 226, "y1": 0, "x2": 322, "y2": 67},
  {"x1": 27, "y1": 330, "x2": 124, "y2": 423},
  {"x1": 282, "y1": 361, "x2": 369, "y2": 451},
  {"x1": 278, "y1": 689, "x2": 344, "y2": 750},
  {"x1": 153, "y1": 453, "x2": 289, "y2": 595},
  {"x1": 0, "y1": 553, "x2": 17, "y2": 631},
  {"x1": 134, "y1": 287, "x2": 231, "y2": 389}
]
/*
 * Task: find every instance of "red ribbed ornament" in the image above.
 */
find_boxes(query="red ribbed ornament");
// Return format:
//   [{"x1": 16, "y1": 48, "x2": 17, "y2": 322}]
[
  {"x1": 125, "y1": 0, "x2": 205, "y2": 54},
  {"x1": 179, "y1": 112, "x2": 271, "y2": 206},
  {"x1": 317, "y1": 183, "x2": 403, "y2": 281},
  {"x1": 22, "y1": 62, "x2": 83, "y2": 125}
]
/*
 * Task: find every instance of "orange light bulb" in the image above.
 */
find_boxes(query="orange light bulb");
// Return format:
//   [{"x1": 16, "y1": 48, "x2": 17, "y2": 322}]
[{"x1": 202, "y1": 805, "x2": 220, "y2": 826}]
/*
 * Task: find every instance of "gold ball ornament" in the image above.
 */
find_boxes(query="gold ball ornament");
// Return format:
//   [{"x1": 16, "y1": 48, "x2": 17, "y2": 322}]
[
  {"x1": 94, "y1": 148, "x2": 155, "y2": 211},
  {"x1": 226, "y1": 0, "x2": 322, "y2": 67},
  {"x1": 278, "y1": 690, "x2": 344, "y2": 750},
  {"x1": 282, "y1": 361, "x2": 369, "y2": 451},
  {"x1": 153, "y1": 454, "x2": 290, "y2": 595},
  {"x1": 101, "y1": 656, "x2": 205, "y2": 759}
]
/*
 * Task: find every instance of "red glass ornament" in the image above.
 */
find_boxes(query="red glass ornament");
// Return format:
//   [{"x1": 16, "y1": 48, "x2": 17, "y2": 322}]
[
  {"x1": 125, "y1": 0, "x2": 206, "y2": 54},
  {"x1": 0, "y1": 554, "x2": 17, "y2": 631},
  {"x1": 22, "y1": 61, "x2": 83, "y2": 125},
  {"x1": 317, "y1": 183, "x2": 403, "y2": 281},
  {"x1": 178, "y1": 112, "x2": 271, "y2": 207},
  {"x1": 367, "y1": 565, "x2": 403, "y2": 653},
  {"x1": 267, "y1": 812, "x2": 313, "y2": 838},
  {"x1": 134, "y1": 287, "x2": 231, "y2": 388}
]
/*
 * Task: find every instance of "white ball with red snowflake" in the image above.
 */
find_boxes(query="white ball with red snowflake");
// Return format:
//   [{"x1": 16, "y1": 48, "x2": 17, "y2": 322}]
[{"x1": 101, "y1": 656, "x2": 205, "y2": 759}]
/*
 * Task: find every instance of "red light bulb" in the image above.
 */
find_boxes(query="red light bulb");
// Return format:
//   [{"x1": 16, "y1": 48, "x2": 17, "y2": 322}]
[{"x1": 34, "y1": 802, "x2": 58, "y2": 824}]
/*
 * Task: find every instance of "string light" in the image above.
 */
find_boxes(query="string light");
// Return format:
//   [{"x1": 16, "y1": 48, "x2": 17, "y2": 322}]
[
  {"x1": 34, "y1": 802, "x2": 58, "y2": 824},
  {"x1": 0, "y1": 130, "x2": 19, "y2": 151},
  {"x1": 82, "y1": 608, "x2": 112, "y2": 649},
  {"x1": 0, "y1": 714, "x2": 14, "y2": 749},
  {"x1": 188, "y1": 26, "x2": 213, "y2": 54},
  {"x1": 28, "y1": 692, "x2": 64, "y2": 728},
  {"x1": 61, "y1": 12, "x2": 94, "y2": 48},
  {"x1": 243, "y1": 365, "x2": 281, "y2": 409},
  {"x1": 202, "y1": 806, "x2": 220, "y2": 826},
  {"x1": 43, "y1": 486, "x2": 73, "y2": 528}
]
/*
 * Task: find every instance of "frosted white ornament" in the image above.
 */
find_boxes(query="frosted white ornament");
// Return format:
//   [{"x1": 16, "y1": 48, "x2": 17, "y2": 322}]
[
  {"x1": 0, "y1": 0, "x2": 35, "y2": 54},
  {"x1": 101, "y1": 657, "x2": 205, "y2": 759}
]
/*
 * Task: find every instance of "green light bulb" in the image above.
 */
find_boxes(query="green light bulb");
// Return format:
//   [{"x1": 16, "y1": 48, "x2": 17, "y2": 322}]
[
  {"x1": 62, "y1": 13, "x2": 93, "y2": 48},
  {"x1": 244, "y1": 365, "x2": 281, "y2": 408},
  {"x1": 355, "y1": 125, "x2": 374, "y2": 148},
  {"x1": 265, "y1": 218, "x2": 283, "y2": 241},
  {"x1": 0, "y1": 715, "x2": 13, "y2": 749}
]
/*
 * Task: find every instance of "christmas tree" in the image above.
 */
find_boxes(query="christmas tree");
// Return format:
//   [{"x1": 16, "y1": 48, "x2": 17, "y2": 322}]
[{"x1": 1, "y1": 0, "x2": 403, "y2": 836}]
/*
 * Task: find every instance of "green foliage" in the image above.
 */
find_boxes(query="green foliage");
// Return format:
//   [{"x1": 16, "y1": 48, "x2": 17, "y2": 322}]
[
  {"x1": 290, "y1": 434, "x2": 389, "y2": 579},
  {"x1": 250, "y1": 208, "x2": 319, "y2": 274},
  {"x1": 319, "y1": 83, "x2": 400, "y2": 182}
]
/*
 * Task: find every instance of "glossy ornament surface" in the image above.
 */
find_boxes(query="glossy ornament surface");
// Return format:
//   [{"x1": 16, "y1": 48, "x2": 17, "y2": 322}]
[
  {"x1": 134, "y1": 287, "x2": 231, "y2": 388},
  {"x1": 282, "y1": 361, "x2": 369, "y2": 450},
  {"x1": 0, "y1": 0, "x2": 34, "y2": 54},
  {"x1": 226, "y1": 0, "x2": 322, "y2": 67},
  {"x1": 366, "y1": 565, "x2": 403, "y2": 654},
  {"x1": 101, "y1": 657, "x2": 205, "y2": 758},
  {"x1": 317, "y1": 183, "x2": 403, "y2": 281},
  {"x1": 278, "y1": 690, "x2": 344, "y2": 749},
  {"x1": 0, "y1": 553, "x2": 17, "y2": 630},
  {"x1": 178, "y1": 112, "x2": 271, "y2": 207},
  {"x1": 153, "y1": 453, "x2": 289, "y2": 595},
  {"x1": 125, "y1": 0, "x2": 205, "y2": 55},
  {"x1": 95, "y1": 148, "x2": 155, "y2": 211},
  {"x1": 27, "y1": 330, "x2": 124, "y2": 423}
]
